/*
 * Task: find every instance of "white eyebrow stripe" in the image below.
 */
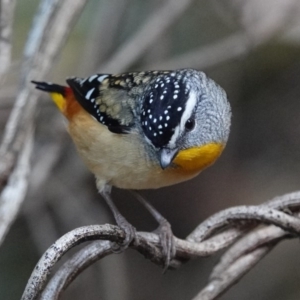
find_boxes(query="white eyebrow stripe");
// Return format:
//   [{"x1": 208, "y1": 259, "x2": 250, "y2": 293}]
[
  {"x1": 168, "y1": 90, "x2": 197, "y2": 148},
  {"x1": 180, "y1": 90, "x2": 197, "y2": 128}
]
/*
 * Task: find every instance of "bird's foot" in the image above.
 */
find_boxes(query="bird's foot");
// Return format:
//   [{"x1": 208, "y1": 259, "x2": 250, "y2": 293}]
[
  {"x1": 112, "y1": 214, "x2": 136, "y2": 253},
  {"x1": 154, "y1": 218, "x2": 176, "y2": 272},
  {"x1": 100, "y1": 189, "x2": 136, "y2": 253}
]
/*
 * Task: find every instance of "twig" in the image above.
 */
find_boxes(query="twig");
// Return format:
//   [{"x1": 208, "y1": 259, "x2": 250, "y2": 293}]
[
  {"x1": 98, "y1": 0, "x2": 194, "y2": 73},
  {"x1": 0, "y1": 0, "x2": 87, "y2": 162},
  {"x1": 210, "y1": 223, "x2": 295, "y2": 279},
  {"x1": 265, "y1": 190, "x2": 300, "y2": 209},
  {"x1": 0, "y1": 0, "x2": 59, "y2": 165},
  {"x1": 187, "y1": 205, "x2": 300, "y2": 243},
  {"x1": 187, "y1": 191, "x2": 300, "y2": 242},
  {"x1": 0, "y1": 0, "x2": 16, "y2": 77},
  {"x1": 0, "y1": 0, "x2": 88, "y2": 245},
  {"x1": 0, "y1": 124, "x2": 33, "y2": 245},
  {"x1": 193, "y1": 247, "x2": 274, "y2": 300},
  {"x1": 193, "y1": 215, "x2": 298, "y2": 300}
]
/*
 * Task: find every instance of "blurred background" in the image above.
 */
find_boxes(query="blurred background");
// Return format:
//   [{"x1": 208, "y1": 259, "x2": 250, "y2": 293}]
[{"x1": 1, "y1": 0, "x2": 300, "y2": 299}]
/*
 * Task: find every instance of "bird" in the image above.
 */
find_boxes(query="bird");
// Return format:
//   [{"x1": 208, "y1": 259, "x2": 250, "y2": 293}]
[{"x1": 32, "y1": 68, "x2": 231, "y2": 268}]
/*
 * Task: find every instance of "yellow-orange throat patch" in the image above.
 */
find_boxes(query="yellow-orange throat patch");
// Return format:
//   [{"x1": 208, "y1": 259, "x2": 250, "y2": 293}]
[{"x1": 173, "y1": 143, "x2": 224, "y2": 172}]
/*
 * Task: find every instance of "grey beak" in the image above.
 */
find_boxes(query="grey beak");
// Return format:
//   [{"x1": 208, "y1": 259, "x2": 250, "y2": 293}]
[{"x1": 159, "y1": 148, "x2": 178, "y2": 169}]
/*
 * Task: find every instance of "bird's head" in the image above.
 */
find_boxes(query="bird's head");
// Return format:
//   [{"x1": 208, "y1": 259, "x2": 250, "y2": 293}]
[{"x1": 140, "y1": 69, "x2": 231, "y2": 173}]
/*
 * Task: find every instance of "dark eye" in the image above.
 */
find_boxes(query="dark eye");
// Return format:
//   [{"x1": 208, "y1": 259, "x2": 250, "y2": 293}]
[{"x1": 185, "y1": 118, "x2": 195, "y2": 131}]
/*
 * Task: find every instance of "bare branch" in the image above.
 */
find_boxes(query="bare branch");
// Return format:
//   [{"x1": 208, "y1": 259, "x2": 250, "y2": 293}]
[
  {"x1": 0, "y1": 0, "x2": 88, "y2": 245},
  {"x1": 21, "y1": 190, "x2": 300, "y2": 300},
  {"x1": 21, "y1": 225, "x2": 161, "y2": 300},
  {"x1": 193, "y1": 247, "x2": 273, "y2": 300},
  {"x1": 98, "y1": 0, "x2": 194, "y2": 73},
  {"x1": 190, "y1": 197, "x2": 300, "y2": 299},
  {"x1": 21, "y1": 224, "x2": 176, "y2": 300},
  {"x1": 188, "y1": 191, "x2": 300, "y2": 242},
  {"x1": 0, "y1": 0, "x2": 87, "y2": 163},
  {"x1": 40, "y1": 241, "x2": 113, "y2": 300},
  {"x1": 0, "y1": 124, "x2": 33, "y2": 245},
  {"x1": 210, "y1": 223, "x2": 294, "y2": 279},
  {"x1": 265, "y1": 190, "x2": 300, "y2": 209},
  {"x1": 194, "y1": 216, "x2": 298, "y2": 300},
  {"x1": 0, "y1": 0, "x2": 16, "y2": 76},
  {"x1": 187, "y1": 205, "x2": 300, "y2": 243},
  {"x1": 39, "y1": 229, "x2": 259, "y2": 300}
]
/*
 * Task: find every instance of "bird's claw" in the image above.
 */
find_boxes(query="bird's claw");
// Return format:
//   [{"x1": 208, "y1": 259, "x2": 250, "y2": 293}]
[
  {"x1": 112, "y1": 214, "x2": 136, "y2": 253},
  {"x1": 154, "y1": 219, "x2": 176, "y2": 272}
]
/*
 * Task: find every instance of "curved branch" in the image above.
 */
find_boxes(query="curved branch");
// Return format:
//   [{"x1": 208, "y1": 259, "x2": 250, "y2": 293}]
[
  {"x1": 210, "y1": 223, "x2": 294, "y2": 279},
  {"x1": 39, "y1": 228, "x2": 249, "y2": 300},
  {"x1": 193, "y1": 246, "x2": 274, "y2": 300},
  {"x1": 193, "y1": 219, "x2": 296, "y2": 300},
  {"x1": 40, "y1": 241, "x2": 112, "y2": 300},
  {"x1": 188, "y1": 191, "x2": 300, "y2": 242},
  {"x1": 21, "y1": 224, "x2": 124, "y2": 300},
  {"x1": 21, "y1": 191, "x2": 300, "y2": 300}
]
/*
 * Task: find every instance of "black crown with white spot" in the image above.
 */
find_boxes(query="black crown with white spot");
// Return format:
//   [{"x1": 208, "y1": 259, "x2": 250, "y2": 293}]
[{"x1": 141, "y1": 74, "x2": 189, "y2": 148}]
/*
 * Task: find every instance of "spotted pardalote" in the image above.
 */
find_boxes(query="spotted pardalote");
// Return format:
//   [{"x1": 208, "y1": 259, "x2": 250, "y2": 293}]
[{"x1": 32, "y1": 68, "x2": 231, "y2": 266}]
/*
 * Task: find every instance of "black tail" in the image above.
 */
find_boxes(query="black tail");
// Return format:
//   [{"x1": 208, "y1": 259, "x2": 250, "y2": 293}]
[{"x1": 31, "y1": 81, "x2": 66, "y2": 96}]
